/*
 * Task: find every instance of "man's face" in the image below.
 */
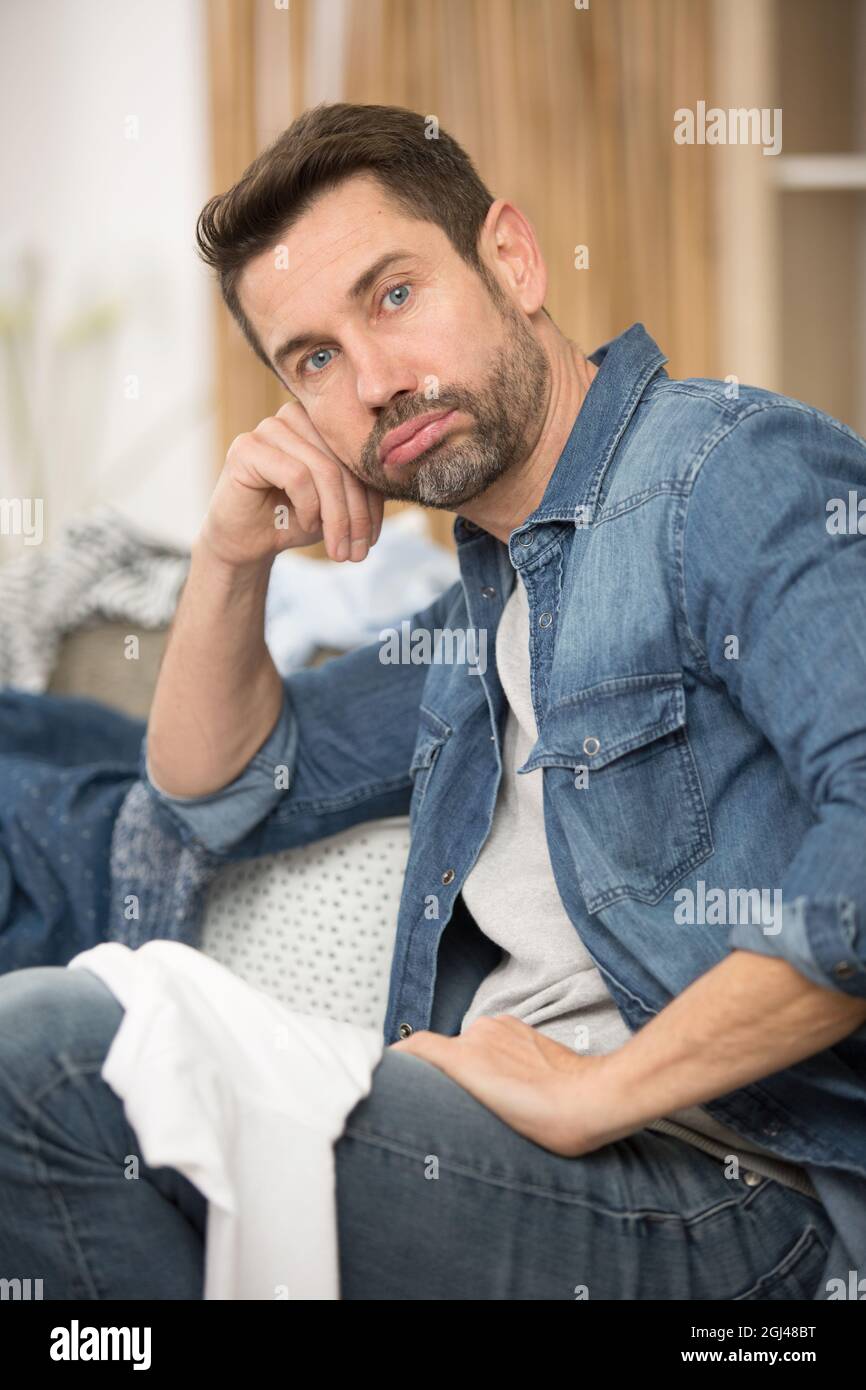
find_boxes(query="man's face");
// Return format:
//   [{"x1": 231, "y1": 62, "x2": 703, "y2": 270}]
[{"x1": 237, "y1": 173, "x2": 550, "y2": 509}]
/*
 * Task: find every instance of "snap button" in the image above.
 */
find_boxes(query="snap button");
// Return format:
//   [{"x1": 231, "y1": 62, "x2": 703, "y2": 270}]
[
  {"x1": 441, "y1": 868, "x2": 456, "y2": 885},
  {"x1": 538, "y1": 611, "x2": 553, "y2": 628},
  {"x1": 398, "y1": 1022, "x2": 414, "y2": 1039},
  {"x1": 518, "y1": 532, "x2": 534, "y2": 546},
  {"x1": 833, "y1": 960, "x2": 856, "y2": 979},
  {"x1": 743, "y1": 1170, "x2": 762, "y2": 1187},
  {"x1": 582, "y1": 736, "x2": 601, "y2": 757},
  {"x1": 481, "y1": 585, "x2": 496, "y2": 598}
]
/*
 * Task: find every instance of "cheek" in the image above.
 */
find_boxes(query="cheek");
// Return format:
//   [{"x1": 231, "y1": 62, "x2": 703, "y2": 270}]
[
  {"x1": 306, "y1": 398, "x2": 369, "y2": 461},
  {"x1": 419, "y1": 299, "x2": 499, "y2": 380}
]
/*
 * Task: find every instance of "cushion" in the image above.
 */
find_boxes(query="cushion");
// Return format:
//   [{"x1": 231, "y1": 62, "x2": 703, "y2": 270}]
[{"x1": 200, "y1": 816, "x2": 411, "y2": 1033}]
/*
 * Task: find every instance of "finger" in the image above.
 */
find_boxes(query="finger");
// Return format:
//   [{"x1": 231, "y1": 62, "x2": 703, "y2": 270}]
[
  {"x1": 306, "y1": 461, "x2": 353, "y2": 561},
  {"x1": 260, "y1": 414, "x2": 372, "y2": 560},
  {"x1": 244, "y1": 428, "x2": 324, "y2": 537},
  {"x1": 240, "y1": 439, "x2": 354, "y2": 561},
  {"x1": 273, "y1": 405, "x2": 383, "y2": 553},
  {"x1": 389, "y1": 1030, "x2": 458, "y2": 1073},
  {"x1": 367, "y1": 489, "x2": 386, "y2": 545},
  {"x1": 253, "y1": 417, "x2": 358, "y2": 547},
  {"x1": 341, "y1": 469, "x2": 378, "y2": 560}
]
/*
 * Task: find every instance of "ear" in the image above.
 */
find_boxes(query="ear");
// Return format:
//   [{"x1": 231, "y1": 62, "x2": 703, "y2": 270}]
[{"x1": 478, "y1": 198, "x2": 547, "y2": 316}]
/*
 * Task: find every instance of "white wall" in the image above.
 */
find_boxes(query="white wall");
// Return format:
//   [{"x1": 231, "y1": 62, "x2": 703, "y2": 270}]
[{"x1": 0, "y1": 0, "x2": 216, "y2": 554}]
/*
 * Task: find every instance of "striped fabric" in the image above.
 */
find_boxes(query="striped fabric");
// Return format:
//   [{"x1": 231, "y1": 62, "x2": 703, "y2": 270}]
[{"x1": 0, "y1": 507, "x2": 190, "y2": 692}]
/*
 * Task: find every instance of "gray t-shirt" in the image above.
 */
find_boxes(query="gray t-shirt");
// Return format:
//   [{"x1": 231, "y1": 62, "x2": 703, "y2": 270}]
[{"x1": 460, "y1": 573, "x2": 817, "y2": 1199}]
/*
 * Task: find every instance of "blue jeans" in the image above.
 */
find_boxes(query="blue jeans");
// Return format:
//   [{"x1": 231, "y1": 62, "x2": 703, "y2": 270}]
[
  {"x1": 0, "y1": 691, "x2": 144, "y2": 975},
  {"x1": 0, "y1": 907, "x2": 837, "y2": 1300}
]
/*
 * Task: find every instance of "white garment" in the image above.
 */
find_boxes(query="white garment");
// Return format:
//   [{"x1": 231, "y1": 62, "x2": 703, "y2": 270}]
[
  {"x1": 264, "y1": 509, "x2": 459, "y2": 671},
  {"x1": 67, "y1": 940, "x2": 384, "y2": 1300}
]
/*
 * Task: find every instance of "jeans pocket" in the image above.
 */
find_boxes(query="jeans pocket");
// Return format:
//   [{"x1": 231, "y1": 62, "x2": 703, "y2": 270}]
[{"x1": 733, "y1": 1221, "x2": 830, "y2": 1300}]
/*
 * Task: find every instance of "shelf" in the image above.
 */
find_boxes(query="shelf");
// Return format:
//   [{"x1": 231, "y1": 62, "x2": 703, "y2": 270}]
[{"x1": 772, "y1": 154, "x2": 866, "y2": 190}]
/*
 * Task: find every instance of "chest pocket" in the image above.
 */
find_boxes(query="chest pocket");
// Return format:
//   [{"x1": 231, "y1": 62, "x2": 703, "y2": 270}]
[
  {"x1": 524, "y1": 675, "x2": 714, "y2": 913},
  {"x1": 408, "y1": 705, "x2": 452, "y2": 832}
]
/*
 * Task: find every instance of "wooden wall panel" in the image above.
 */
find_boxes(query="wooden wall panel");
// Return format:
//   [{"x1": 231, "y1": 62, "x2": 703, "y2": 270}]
[{"x1": 204, "y1": 0, "x2": 719, "y2": 556}]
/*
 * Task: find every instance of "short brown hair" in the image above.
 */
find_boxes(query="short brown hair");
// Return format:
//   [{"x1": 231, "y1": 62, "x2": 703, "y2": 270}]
[{"x1": 195, "y1": 102, "x2": 500, "y2": 376}]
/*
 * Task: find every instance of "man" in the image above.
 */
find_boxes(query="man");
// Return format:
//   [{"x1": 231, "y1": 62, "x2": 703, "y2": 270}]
[{"x1": 1, "y1": 102, "x2": 865, "y2": 1300}]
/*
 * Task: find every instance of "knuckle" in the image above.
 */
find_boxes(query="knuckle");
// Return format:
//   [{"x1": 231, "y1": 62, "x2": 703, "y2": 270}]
[
  {"x1": 279, "y1": 457, "x2": 306, "y2": 486},
  {"x1": 313, "y1": 458, "x2": 342, "y2": 484},
  {"x1": 226, "y1": 431, "x2": 251, "y2": 458}
]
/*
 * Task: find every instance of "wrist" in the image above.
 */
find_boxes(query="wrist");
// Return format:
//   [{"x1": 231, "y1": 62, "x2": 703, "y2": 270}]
[
  {"x1": 574, "y1": 1046, "x2": 656, "y2": 1151},
  {"x1": 191, "y1": 531, "x2": 275, "y2": 594}
]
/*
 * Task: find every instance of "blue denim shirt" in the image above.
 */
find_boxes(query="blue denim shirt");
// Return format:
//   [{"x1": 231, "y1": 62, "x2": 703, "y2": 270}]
[{"x1": 140, "y1": 323, "x2": 866, "y2": 1293}]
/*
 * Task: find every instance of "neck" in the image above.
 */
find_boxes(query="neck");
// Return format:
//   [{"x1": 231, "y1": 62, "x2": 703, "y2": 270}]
[{"x1": 456, "y1": 322, "x2": 599, "y2": 543}]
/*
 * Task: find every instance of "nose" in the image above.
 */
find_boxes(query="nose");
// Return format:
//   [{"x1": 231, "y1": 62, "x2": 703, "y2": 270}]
[{"x1": 352, "y1": 336, "x2": 419, "y2": 412}]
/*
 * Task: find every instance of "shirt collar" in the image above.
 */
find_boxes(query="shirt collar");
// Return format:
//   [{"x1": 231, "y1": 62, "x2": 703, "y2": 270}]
[{"x1": 454, "y1": 321, "x2": 668, "y2": 545}]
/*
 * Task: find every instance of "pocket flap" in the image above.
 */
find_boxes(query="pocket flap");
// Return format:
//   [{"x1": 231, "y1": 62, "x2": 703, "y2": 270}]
[
  {"x1": 409, "y1": 704, "x2": 452, "y2": 772},
  {"x1": 521, "y1": 675, "x2": 687, "y2": 773}
]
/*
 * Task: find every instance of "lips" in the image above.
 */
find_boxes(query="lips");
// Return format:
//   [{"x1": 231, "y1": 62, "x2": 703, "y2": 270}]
[{"x1": 379, "y1": 409, "x2": 458, "y2": 469}]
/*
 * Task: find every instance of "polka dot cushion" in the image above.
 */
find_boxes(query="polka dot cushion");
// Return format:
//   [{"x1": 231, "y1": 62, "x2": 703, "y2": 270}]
[{"x1": 199, "y1": 816, "x2": 411, "y2": 1033}]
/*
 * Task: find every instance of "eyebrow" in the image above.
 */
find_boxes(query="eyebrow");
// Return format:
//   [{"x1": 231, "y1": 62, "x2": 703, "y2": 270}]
[{"x1": 271, "y1": 249, "x2": 418, "y2": 372}]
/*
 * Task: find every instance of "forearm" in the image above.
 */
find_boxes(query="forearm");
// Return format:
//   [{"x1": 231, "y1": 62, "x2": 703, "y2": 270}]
[
  {"x1": 146, "y1": 538, "x2": 285, "y2": 797},
  {"x1": 592, "y1": 949, "x2": 866, "y2": 1147}
]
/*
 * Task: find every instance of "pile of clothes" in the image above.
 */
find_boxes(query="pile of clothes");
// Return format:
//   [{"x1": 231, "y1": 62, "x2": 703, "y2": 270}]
[
  {"x1": 0, "y1": 503, "x2": 456, "y2": 970},
  {"x1": 0, "y1": 503, "x2": 456, "y2": 1297},
  {"x1": 0, "y1": 504, "x2": 458, "y2": 688}
]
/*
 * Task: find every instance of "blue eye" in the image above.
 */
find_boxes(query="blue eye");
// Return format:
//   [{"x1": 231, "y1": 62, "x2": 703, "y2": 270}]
[
  {"x1": 303, "y1": 348, "x2": 334, "y2": 375},
  {"x1": 383, "y1": 283, "x2": 411, "y2": 310}
]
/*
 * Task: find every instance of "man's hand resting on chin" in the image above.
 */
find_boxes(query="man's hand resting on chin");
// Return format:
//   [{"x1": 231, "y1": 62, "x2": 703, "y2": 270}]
[
  {"x1": 146, "y1": 398, "x2": 385, "y2": 798},
  {"x1": 203, "y1": 398, "x2": 385, "y2": 569}
]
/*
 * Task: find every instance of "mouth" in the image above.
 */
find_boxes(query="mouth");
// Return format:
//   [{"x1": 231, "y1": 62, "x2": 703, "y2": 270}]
[{"x1": 379, "y1": 408, "x2": 459, "y2": 471}]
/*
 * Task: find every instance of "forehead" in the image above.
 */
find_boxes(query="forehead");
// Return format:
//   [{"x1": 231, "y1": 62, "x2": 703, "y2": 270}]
[{"x1": 237, "y1": 172, "x2": 444, "y2": 363}]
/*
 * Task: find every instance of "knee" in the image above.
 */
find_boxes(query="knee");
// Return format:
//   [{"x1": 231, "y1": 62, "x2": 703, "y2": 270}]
[
  {"x1": 0, "y1": 966, "x2": 124, "y2": 1077},
  {"x1": 340, "y1": 1047, "x2": 458, "y2": 1142}
]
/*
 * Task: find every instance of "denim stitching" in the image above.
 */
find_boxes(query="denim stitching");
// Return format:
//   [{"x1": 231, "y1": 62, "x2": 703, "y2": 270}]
[
  {"x1": 17, "y1": 1058, "x2": 110, "y2": 1300},
  {"x1": 340, "y1": 1123, "x2": 778, "y2": 1229}
]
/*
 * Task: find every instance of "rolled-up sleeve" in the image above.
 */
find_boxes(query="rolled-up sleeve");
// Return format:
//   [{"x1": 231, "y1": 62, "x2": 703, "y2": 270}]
[
  {"x1": 139, "y1": 689, "x2": 296, "y2": 854},
  {"x1": 682, "y1": 402, "x2": 866, "y2": 998},
  {"x1": 726, "y1": 894, "x2": 853, "y2": 992},
  {"x1": 137, "y1": 577, "x2": 464, "y2": 861}
]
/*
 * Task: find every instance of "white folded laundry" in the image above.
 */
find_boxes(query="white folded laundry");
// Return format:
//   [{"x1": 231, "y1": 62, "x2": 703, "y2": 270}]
[{"x1": 67, "y1": 940, "x2": 384, "y2": 1300}]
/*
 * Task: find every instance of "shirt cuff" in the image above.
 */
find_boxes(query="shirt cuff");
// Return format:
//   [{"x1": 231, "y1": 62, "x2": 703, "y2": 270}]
[
  {"x1": 138, "y1": 693, "x2": 296, "y2": 854},
  {"x1": 727, "y1": 894, "x2": 866, "y2": 996}
]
